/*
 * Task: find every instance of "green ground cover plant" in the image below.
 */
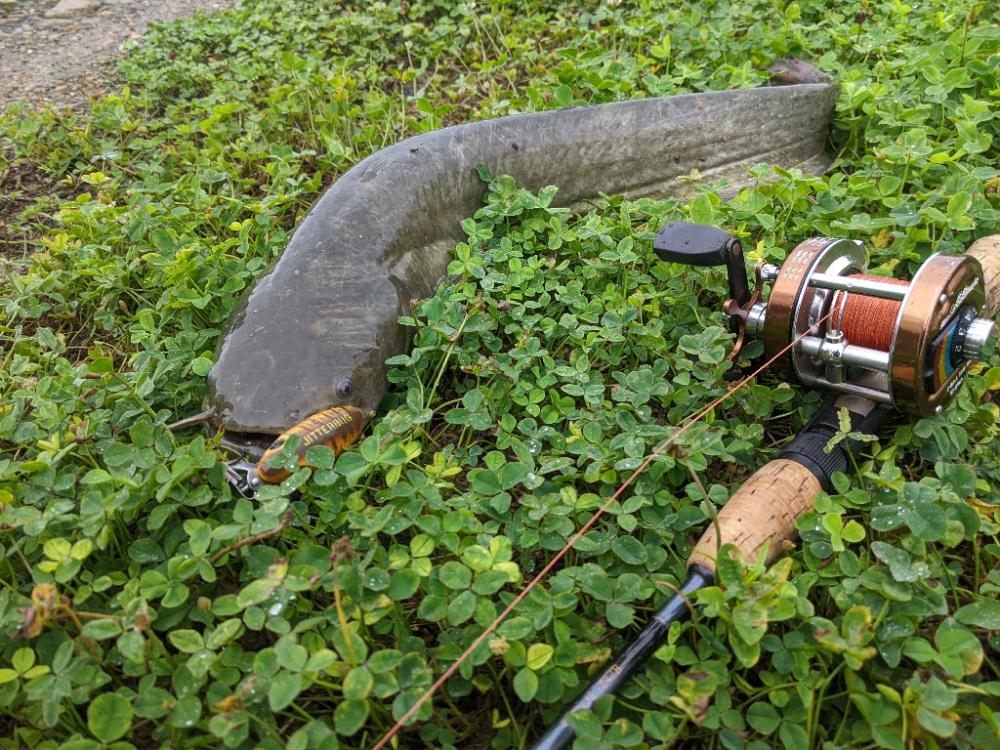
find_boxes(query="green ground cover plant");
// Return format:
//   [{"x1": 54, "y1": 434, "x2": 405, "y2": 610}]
[{"x1": 2, "y1": 0, "x2": 999, "y2": 748}]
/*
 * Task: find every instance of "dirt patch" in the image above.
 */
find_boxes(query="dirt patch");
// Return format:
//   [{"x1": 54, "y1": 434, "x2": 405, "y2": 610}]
[
  {"x1": 0, "y1": 0, "x2": 232, "y2": 111},
  {"x1": 0, "y1": 155, "x2": 49, "y2": 257}
]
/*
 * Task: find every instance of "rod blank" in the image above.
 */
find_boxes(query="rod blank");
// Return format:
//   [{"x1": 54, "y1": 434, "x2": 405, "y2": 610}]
[{"x1": 529, "y1": 568, "x2": 713, "y2": 750}]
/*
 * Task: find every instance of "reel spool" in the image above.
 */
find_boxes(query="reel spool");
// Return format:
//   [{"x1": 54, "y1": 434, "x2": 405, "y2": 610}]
[{"x1": 655, "y1": 225, "x2": 997, "y2": 416}]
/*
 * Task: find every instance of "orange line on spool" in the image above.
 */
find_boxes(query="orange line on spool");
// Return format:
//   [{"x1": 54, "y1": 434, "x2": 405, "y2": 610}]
[{"x1": 831, "y1": 274, "x2": 908, "y2": 351}]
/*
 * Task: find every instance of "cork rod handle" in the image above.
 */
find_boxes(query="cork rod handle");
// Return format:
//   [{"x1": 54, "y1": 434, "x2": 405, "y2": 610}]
[
  {"x1": 968, "y1": 235, "x2": 1000, "y2": 318},
  {"x1": 688, "y1": 459, "x2": 821, "y2": 572}
]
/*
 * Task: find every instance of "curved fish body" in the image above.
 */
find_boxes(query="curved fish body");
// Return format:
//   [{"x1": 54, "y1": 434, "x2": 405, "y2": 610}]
[{"x1": 207, "y1": 69, "x2": 838, "y2": 440}]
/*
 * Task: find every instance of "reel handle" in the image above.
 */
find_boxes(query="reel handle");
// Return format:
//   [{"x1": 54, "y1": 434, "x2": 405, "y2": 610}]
[{"x1": 653, "y1": 221, "x2": 751, "y2": 308}]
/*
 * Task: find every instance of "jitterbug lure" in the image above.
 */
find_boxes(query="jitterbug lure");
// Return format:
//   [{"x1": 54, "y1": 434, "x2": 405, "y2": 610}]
[{"x1": 225, "y1": 406, "x2": 371, "y2": 497}]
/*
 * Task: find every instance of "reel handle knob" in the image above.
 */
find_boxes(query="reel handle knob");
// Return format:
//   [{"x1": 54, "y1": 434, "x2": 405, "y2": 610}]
[
  {"x1": 653, "y1": 221, "x2": 738, "y2": 267},
  {"x1": 653, "y1": 221, "x2": 751, "y2": 314}
]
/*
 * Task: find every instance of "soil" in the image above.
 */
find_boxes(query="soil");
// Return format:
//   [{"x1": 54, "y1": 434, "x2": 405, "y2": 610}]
[{"x1": 0, "y1": 0, "x2": 231, "y2": 111}]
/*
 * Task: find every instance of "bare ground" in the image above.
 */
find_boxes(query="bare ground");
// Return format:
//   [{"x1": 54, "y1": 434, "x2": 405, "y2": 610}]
[
  {"x1": 0, "y1": 0, "x2": 230, "y2": 111},
  {"x1": 1, "y1": 0, "x2": 232, "y2": 258}
]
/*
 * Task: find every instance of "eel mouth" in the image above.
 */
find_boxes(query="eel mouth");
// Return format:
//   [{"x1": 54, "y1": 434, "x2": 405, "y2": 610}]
[
  {"x1": 167, "y1": 408, "x2": 281, "y2": 462},
  {"x1": 219, "y1": 430, "x2": 275, "y2": 462}
]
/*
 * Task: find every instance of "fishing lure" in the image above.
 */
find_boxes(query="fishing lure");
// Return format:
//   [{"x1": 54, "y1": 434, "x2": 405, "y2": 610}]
[{"x1": 225, "y1": 406, "x2": 371, "y2": 496}]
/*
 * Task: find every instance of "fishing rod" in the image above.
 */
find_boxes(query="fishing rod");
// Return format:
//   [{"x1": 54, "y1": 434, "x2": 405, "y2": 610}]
[{"x1": 530, "y1": 224, "x2": 1000, "y2": 749}]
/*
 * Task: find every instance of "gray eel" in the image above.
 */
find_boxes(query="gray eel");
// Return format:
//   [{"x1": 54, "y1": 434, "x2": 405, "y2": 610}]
[{"x1": 206, "y1": 62, "x2": 838, "y2": 442}]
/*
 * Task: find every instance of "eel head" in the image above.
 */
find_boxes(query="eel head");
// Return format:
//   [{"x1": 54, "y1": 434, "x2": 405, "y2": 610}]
[{"x1": 203, "y1": 268, "x2": 404, "y2": 458}]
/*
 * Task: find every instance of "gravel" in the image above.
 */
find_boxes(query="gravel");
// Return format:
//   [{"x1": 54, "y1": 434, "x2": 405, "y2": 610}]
[{"x1": 0, "y1": 0, "x2": 232, "y2": 110}]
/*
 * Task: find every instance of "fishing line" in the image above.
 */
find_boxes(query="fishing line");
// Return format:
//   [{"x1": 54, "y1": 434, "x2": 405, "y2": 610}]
[
  {"x1": 830, "y1": 273, "x2": 908, "y2": 351},
  {"x1": 369, "y1": 310, "x2": 834, "y2": 750}
]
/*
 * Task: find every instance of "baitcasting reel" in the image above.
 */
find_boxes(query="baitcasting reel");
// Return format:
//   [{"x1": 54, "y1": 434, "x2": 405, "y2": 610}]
[{"x1": 654, "y1": 222, "x2": 997, "y2": 416}]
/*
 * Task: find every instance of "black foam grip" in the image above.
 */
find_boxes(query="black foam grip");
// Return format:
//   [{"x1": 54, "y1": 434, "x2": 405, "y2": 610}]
[
  {"x1": 779, "y1": 397, "x2": 890, "y2": 490},
  {"x1": 780, "y1": 430, "x2": 849, "y2": 489}
]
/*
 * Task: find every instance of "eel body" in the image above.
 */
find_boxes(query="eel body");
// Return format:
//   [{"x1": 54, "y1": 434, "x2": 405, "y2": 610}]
[{"x1": 207, "y1": 68, "x2": 838, "y2": 441}]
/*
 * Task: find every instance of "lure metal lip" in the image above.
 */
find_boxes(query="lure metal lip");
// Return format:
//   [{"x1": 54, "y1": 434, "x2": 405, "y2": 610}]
[
  {"x1": 217, "y1": 431, "x2": 271, "y2": 497},
  {"x1": 225, "y1": 459, "x2": 261, "y2": 498}
]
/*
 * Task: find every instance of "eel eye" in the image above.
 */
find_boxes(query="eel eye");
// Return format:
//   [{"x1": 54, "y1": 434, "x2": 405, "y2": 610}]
[{"x1": 335, "y1": 379, "x2": 353, "y2": 398}]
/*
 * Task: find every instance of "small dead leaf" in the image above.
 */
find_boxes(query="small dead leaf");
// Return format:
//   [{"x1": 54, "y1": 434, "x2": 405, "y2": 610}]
[{"x1": 14, "y1": 583, "x2": 61, "y2": 640}]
